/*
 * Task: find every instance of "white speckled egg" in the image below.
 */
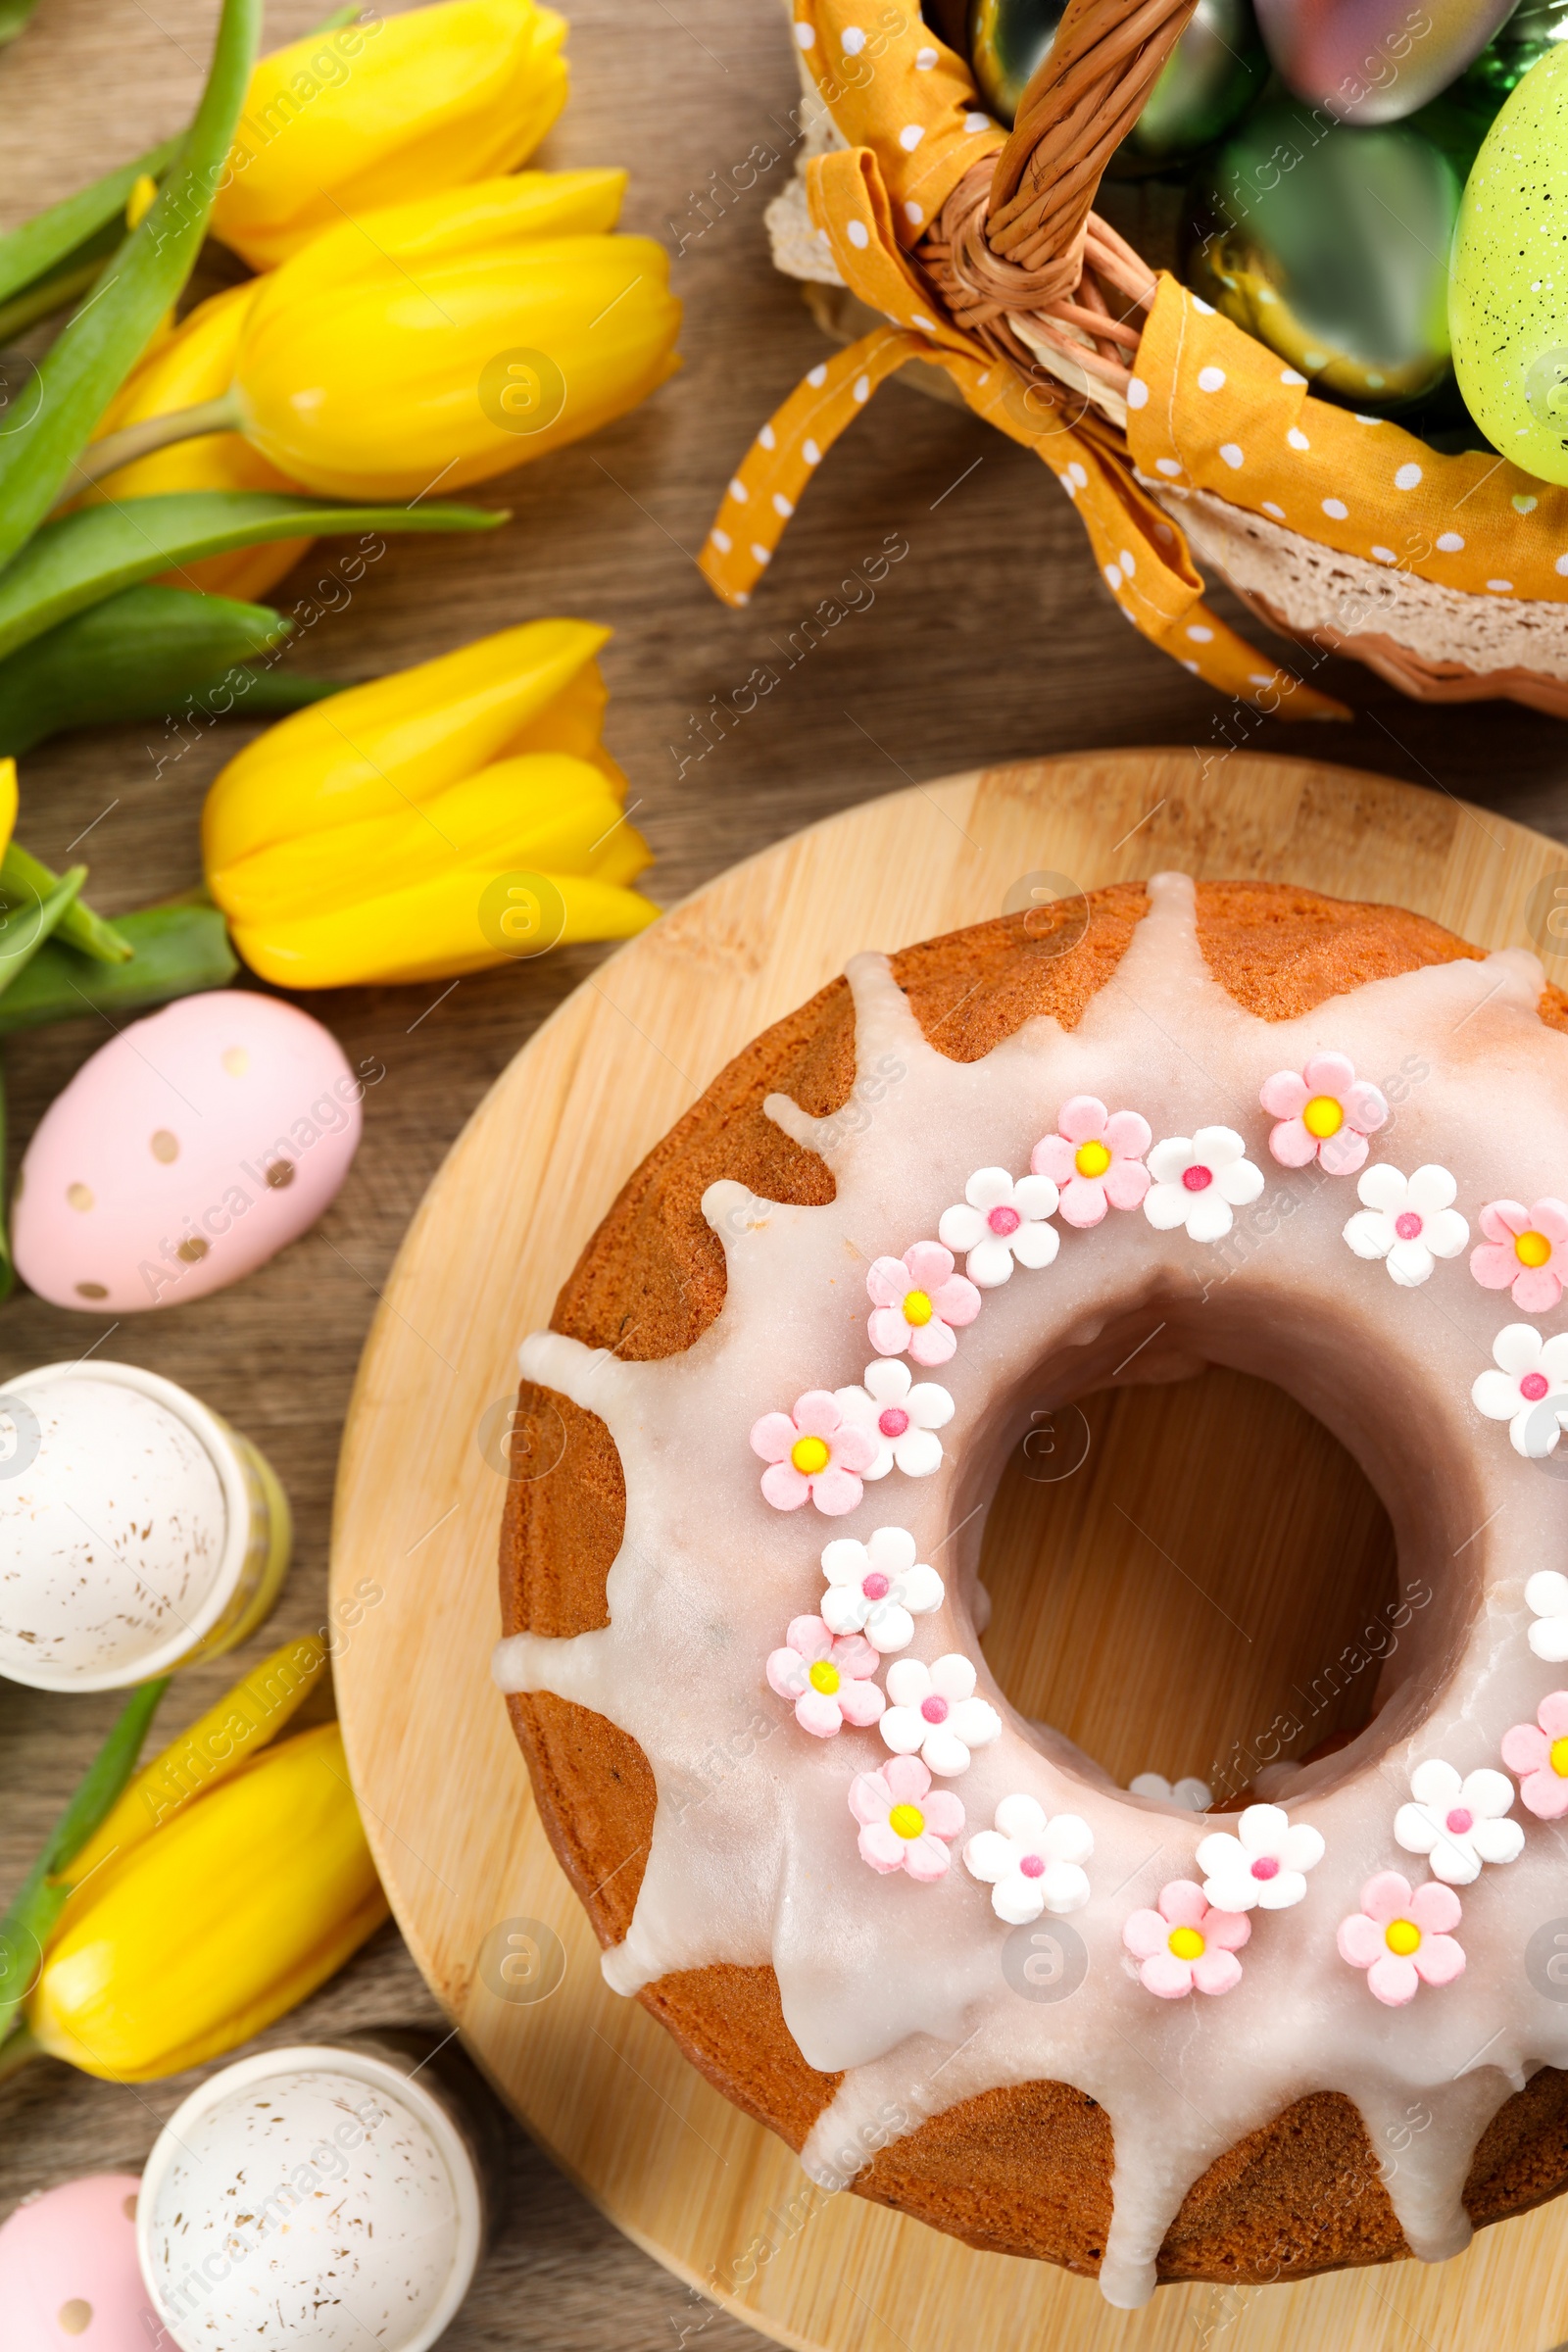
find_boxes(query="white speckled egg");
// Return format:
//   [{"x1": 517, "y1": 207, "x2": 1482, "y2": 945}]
[
  {"x1": 0, "y1": 2174, "x2": 156, "y2": 2351},
  {"x1": 13, "y1": 991, "x2": 363, "y2": 1311},
  {"x1": 0, "y1": 1374, "x2": 224, "y2": 1686},
  {"x1": 0, "y1": 1360, "x2": 291, "y2": 1690},
  {"x1": 139, "y1": 2048, "x2": 481, "y2": 2352}
]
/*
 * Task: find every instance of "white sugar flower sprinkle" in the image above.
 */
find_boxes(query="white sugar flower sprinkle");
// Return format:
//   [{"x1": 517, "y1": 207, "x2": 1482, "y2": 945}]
[
  {"x1": 833, "y1": 1357, "x2": 953, "y2": 1480},
  {"x1": 1196, "y1": 1802, "x2": 1325, "y2": 1911},
  {"x1": 963, "y1": 1794, "x2": 1094, "y2": 1924},
  {"x1": 1143, "y1": 1128, "x2": 1264, "y2": 1244},
  {"x1": 938, "y1": 1166, "x2": 1059, "y2": 1288},
  {"x1": 1394, "y1": 1759, "x2": 1523, "y2": 1885},
  {"x1": 1129, "y1": 1771, "x2": 1213, "y2": 1812},
  {"x1": 1343, "y1": 1163, "x2": 1468, "y2": 1287},
  {"x1": 1472, "y1": 1325, "x2": 1568, "y2": 1457},
  {"x1": 880, "y1": 1653, "x2": 1001, "y2": 1777},
  {"x1": 1527, "y1": 1569, "x2": 1568, "y2": 1663},
  {"x1": 820, "y1": 1526, "x2": 944, "y2": 1654}
]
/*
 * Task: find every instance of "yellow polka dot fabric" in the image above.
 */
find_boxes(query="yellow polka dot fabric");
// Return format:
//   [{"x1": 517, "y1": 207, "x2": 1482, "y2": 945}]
[
  {"x1": 1129, "y1": 278, "x2": 1568, "y2": 604},
  {"x1": 785, "y1": 0, "x2": 1003, "y2": 243}
]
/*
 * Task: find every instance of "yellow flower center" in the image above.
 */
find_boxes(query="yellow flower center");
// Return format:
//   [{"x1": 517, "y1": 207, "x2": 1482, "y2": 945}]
[
  {"x1": 1074, "y1": 1139, "x2": 1112, "y2": 1178},
  {"x1": 1302, "y1": 1095, "x2": 1344, "y2": 1139},
  {"x1": 791, "y1": 1435, "x2": 830, "y2": 1475},
  {"x1": 903, "y1": 1289, "x2": 934, "y2": 1327},
  {"x1": 889, "y1": 1803, "x2": 926, "y2": 1840},
  {"x1": 1516, "y1": 1229, "x2": 1553, "y2": 1268},
  {"x1": 1551, "y1": 1735, "x2": 1568, "y2": 1778},
  {"x1": 1167, "y1": 1926, "x2": 1205, "y2": 1961},
  {"x1": 808, "y1": 1659, "x2": 841, "y2": 1696},
  {"x1": 1385, "y1": 1919, "x2": 1421, "y2": 1957}
]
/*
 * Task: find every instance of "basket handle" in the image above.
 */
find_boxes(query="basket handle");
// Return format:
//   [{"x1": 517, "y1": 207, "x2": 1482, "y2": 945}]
[{"x1": 923, "y1": 0, "x2": 1196, "y2": 358}]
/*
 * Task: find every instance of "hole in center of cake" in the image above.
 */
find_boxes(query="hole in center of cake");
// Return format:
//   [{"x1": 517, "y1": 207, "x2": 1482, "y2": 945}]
[{"x1": 976, "y1": 1366, "x2": 1400, "y2": 1808}]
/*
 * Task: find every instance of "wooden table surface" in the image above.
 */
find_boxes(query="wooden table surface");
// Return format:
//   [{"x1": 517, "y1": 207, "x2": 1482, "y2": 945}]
[{"x1": 3, "y1": 2, "x2": 1568, "y2": 2345}]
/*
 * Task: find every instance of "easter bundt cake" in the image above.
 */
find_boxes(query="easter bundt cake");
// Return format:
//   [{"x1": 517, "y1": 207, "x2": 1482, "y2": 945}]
[{"x1": 494, "y1": 875, "x2": 1568, "y2": 2302}]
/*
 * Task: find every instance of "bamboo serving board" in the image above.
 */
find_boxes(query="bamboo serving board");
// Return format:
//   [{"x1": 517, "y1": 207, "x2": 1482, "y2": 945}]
[{"x1": 331, "y1": 750, "x2": 1568, "y2": 2352}]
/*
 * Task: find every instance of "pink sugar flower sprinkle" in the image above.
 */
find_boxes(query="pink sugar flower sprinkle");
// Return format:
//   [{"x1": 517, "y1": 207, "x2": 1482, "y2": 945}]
[
  {"x1": 1501, "y1": 1690, "x2": 1568, "y2": 1820},
  {"x1": 750, "y1": 1390, "x2": 877, "y2": 1516},
  {"x1": 1259, "y1": 1052, "x2": 1388, "y2": 1176},
  {"x1": 865, "y1": 1241, "x2": 980, "y2": 1367},
  {"x1": 1122, "y1": 1879, "x2": 1250, "y2": 1998},
  {"x1": 1471, "y1": 1199, "x2": 1568, "y2": 1315},
  {"x1": 1337, "y1": 1871, "x2": 1464, "y2": 2006},
  {"x1": 849, "y1": 1752, "x2": 964, "y2": 1881},
  {"x1": 1030, "y1": 1095, "x2": 1152, "y2": 1228},
  {"x1": 766, "y1": 1616, "x2": 885, "y2": 1739}
]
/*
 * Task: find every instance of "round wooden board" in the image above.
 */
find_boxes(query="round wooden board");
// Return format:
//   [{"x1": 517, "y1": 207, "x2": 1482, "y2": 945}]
[{"x1": 331, "y1": 749, "x2": 1568, "y2": 2352}]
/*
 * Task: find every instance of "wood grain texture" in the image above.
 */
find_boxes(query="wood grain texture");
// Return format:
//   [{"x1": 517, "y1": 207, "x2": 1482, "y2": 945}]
[
  {"x1": 1, "y1": 0, "x2": 1568, "y2": 2342},
  {"x1": 334, "y1": 748, "x2": 1568, "y2": 2352},
  {"x1": 980, "y1": 1367, "x2": 1400, "y2": 1794}
]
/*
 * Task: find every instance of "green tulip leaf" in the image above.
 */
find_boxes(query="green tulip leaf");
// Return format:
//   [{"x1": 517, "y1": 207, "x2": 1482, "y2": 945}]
[
  {"x1": 0, "y1": 0, "x2": 262, "y2": 566},
  {"x1": 0, "y1": 581, "x2": 290, "y2": 755},
  {"x1": 193, "y1": 664, "x2": 347, "y2": 716},
  {"x1": 0, "y1": 900, "x2": 237, "y2": 1032},
  {"x1": 0, "y1": 139, "x2": 179, "y2": 312},
  {"x1": 0, "y1": 1677, "x2": 171, "y2": 2042},
  {"x1": 0, "y1": 1054, "x2": 11, "y2": 1304},
  {"x1": 0, "y1": 843, "x2": 132, "y2": 964},
  {"x1": 0, "y1": 0, "x2": 45, "y2": 46},
  {"x1": 0, "y1": 862, "x2": 84, "y2": 999},
  {"x1": 0, "y1": 490, "x2": 504, "y2": 664},
  {"x1": 0, "y1": 226, "x2": 129, "y2": 349}
]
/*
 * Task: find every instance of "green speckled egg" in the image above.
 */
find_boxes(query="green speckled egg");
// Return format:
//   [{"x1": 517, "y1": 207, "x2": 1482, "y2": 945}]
[{"x1": 1450, "y1": 41, "x2": 1568, "y2": 480}]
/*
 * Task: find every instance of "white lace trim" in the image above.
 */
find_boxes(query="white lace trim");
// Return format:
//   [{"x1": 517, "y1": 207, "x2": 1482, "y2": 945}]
[
  {"x1": 765, "y1": 24, "x2": 849, "y2": 286},
  {"x1": 1153, "y1": 479, "x2": 1568, "y2": 681}
]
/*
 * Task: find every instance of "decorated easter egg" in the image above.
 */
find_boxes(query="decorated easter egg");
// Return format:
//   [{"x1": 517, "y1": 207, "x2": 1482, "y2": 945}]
[
  {"x1": 1124, "y1": 0, "x2": 1269, "y2": 163},
  {"x1": 1185, "y1": 102, "x2": 1460, "y2": 410},
  {"x1": 970, "y1": 0, "x2": 1264, "y2": 155},
  {"x1": 967, "y1": 0, "x2": 1065, "y2": 122},
  {"x1": 140, "y1": 2052, "x2": 480, "y2": 2352},
  {"x1": 1465, "y1": 0, "x2": 1568, "y2": 103},
  {"x1": 1255, "y1": 0, "x2": 1520, "y2": 122},
  {"x1": 13, "y1": 991, "x2": 363, "y2": 1312},
  {"x1": 0, "y1": 1373, "x2": 226, "y2": 1686},
  {"x1": 0, "y1": 2175, "x2": 158, "y2": 2351},
  {"x1": 1450, "y1": 42, "x2": 1568, "y2": 480}
]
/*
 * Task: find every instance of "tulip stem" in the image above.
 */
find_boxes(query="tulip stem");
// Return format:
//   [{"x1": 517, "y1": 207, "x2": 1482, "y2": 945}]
[
  {"x1": 0, "y1": 2023, "x2": 39, "y2": 2080},
  {"x1": 58, "y1": 391, "x2": 245, "y2": 507},
  {"x1": 0, "y1": 1054, "x2": 12, "y2": 1305},
  {"x1": 0, "y1": 1676, "x2": 171, "y2": 2042}
]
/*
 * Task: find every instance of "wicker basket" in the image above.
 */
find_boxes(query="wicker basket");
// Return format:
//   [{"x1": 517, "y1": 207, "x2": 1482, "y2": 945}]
[{"x1": 705, "y1": 0, "x2": 1568, "y2": 718}]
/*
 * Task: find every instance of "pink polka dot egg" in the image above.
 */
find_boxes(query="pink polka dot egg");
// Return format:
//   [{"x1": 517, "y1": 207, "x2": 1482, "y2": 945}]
[
  {"x1": 0, "y1": 2174, "x2": 159, "y2": 2350},
  {"x1": 13, "y1": 993, "x2": 363, "y2": 1312}
]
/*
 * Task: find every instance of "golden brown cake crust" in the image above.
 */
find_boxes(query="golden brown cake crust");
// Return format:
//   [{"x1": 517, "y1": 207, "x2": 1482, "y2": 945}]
[{"x1": 501, "y1": 880, "x2": 1568, "y2": 2283}]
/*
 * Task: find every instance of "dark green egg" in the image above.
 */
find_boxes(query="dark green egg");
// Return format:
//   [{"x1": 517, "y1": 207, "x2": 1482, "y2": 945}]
[
  {"x1": 967, "y1": 0, "x2": 1066, "y2": 123},
  {"x1": 1457, "y1": 0, "x2": 1568, "y2": 101},
  {"x1": 1184, "y1": 101, "x2": 1461, "y2": 411},
  {"x1": 968, "y1": 0, "x2": 1264, "y2": 161},
  {"x1": 1126, "y1": 0, "x2": 1269, "y2": 162}
]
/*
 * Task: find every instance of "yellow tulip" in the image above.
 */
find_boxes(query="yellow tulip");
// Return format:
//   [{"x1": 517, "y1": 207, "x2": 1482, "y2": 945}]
[
  {"x1": 65, "y1": 1633, "x2": 328, "y2": 1889},
  {"x1": 26, "y1": 1723, "x2": 387, "y2": 2082},
  {"x1": 212, "y1": 0, "x2": 569, "y2": 270},
  {"x1": 229, "y1": 172, "x2": 680, "y2": 500},
  {"x1": 85, "y1": 280, "x2": 313, "y2": 602},
  {"x1": 203, "y1": 617, "x2": 658, "y2": 987}
]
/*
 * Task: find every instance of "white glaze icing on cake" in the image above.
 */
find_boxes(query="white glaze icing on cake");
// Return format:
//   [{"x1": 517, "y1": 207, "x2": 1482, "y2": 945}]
[{"x1": 493, "y1": 872, "x2": 1568, "y2": 2306}]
